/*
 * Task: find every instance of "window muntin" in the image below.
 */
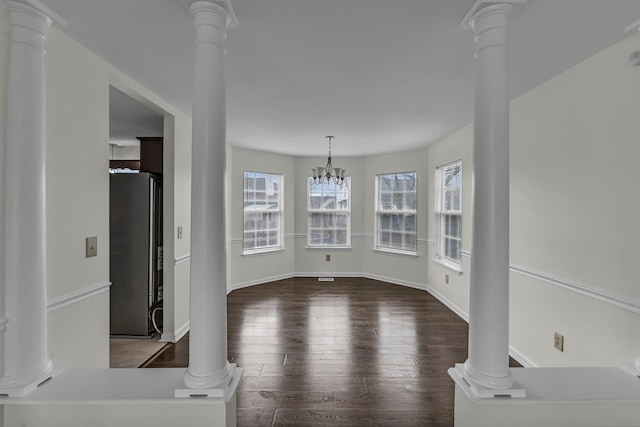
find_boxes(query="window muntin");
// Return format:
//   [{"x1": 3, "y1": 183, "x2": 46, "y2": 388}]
[
  {"x1": 243, "y1": 171, "x2": 283, "y2": 253},
  {"x1": 307, "y1": 177, "x2": 351, "y2": 247},
  {"x1": 436, "y1": 161, "x2": 462, "y2": 265},
  {"x1": 375, "y1": 172, "x2": 417, "y2": 254}
]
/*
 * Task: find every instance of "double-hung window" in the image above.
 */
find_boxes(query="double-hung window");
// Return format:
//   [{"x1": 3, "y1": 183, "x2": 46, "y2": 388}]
[
  {"x1": 435, "y1": 161, "x2": 462, "y2": 268},
  {"x1": 375, "y1": 172, "x2": 417, "y2": 254},
  {"x1": 243, "y1": 171, "x2": 283, "y2": 254},
  {"x1": 307, "y1": 178, "x2": 351, "y2": 247}
]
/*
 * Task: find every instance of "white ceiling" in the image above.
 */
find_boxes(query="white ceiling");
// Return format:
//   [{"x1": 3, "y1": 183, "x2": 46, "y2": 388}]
[
  {"x1": 39, "y1": 0, "x2": 640, "y2": 157},
  {"x1": 109, "y1": 86, "x2": 164, "y2": 146}
]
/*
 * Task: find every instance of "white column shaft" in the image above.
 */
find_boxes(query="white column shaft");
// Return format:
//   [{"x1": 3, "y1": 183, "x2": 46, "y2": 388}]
[
  {"x1": 1, "y1": 1, "x2": 53, "y2": 391},
  {"x1": 185, "y1": 1, "x2": 232, "y2": 389},
  {"x1": 464, "y1": 3, "x2": 514, "y2": 390}
]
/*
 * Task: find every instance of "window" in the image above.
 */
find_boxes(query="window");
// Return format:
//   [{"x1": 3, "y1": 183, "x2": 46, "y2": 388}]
[
  {"x1": 243, "y1": 171, "x2": 282, "y2": 253},
  {"x1": 375, "y1": 172, "x2": 417, "y2": 254},
  {"x1": 435, "y1": 161, "x2": 462, "y2": 267},
  {"x1": 307, "y1": 178, "x2": 351, "y2": 247}
]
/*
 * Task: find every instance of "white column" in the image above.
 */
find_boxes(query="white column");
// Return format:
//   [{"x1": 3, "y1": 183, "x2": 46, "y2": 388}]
[
  {"x1": 180, "y1": 0, "x2": 237, "y2": 394},
  {"x1": 0, "y1": 1, "x2": 53, "y2": 396},
  {"x1": 452, "y1": 3, "x2": 524, "y2": 398}
]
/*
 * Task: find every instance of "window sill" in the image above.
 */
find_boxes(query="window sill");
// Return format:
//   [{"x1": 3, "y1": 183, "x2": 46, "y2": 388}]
[
  {"x1": 433, "y1": 257, "x2": 463, "y2": 275},
  {"x1": 372, "y1": 247, "x2": 418, "y2": 258},
  {"x1": 305, "y1": 246, "x2": 352, "y2": 250},
  {"x1": 242, "y1": 247, "x2": 285, "y2": 257}
]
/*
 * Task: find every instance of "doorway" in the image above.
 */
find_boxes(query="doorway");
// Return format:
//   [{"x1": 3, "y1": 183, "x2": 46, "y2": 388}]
[{"x1": 108, "y1": 85, "x2": 167, "y2": 367}]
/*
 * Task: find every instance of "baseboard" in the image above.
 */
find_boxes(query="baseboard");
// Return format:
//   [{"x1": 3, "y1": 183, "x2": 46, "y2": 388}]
[
  {"x1": 508, "y1": 345, "x2": 537, "y2": 368},
  {"x1": 160, "y1": 320, "x2": 190, "y2": 343},
  {"x1": 295, "y1": 272, "x2": 364, "y2": 278},
  {"x1": 227, "y1": 272, "x2": 296, "y2": 294}
]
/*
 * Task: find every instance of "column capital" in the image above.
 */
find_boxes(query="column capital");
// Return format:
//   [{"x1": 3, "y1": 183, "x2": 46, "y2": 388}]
[
  {"x1": 6, "y1": 0, "x2": 66, "y2": 27},
  {"x1": 190, "y1": 0, "x2": 237, "y2": 49},
  {"x1": 190, "y1": 0, "x2": 238, "y2": 28},
  {"x1": 471, "y1": 3, "x2": 513, "y2": 55},
  {"x1": 460, "y1": 0, "x2": 524, "y2": 31}
]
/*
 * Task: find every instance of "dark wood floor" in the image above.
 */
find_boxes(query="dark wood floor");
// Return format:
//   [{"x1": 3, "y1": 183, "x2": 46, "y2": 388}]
[{"x1": 146, "y1": 277, "x2": 520, "y2": 426}]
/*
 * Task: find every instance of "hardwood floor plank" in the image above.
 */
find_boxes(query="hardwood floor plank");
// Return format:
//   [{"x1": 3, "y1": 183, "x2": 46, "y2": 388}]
[
  {"x1": 272, "y1": 409, "x2": 447, "y2": 426},
  {"x1": 237, "y1": 390, "x2": 336, "y2": 409},
  {"x1": 240, "y1": 376, "x2": 367, "y2": 393},
  {"x1": 142, "y1": 277, "x2": 522, "y2": 427},
  {"x1": 236, "y1": 408, "x2": 275, "y2": 427}
]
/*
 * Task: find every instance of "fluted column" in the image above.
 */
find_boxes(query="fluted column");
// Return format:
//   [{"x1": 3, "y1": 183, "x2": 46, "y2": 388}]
[
  {"x1": 0, "y1": 1, "x2": 53, "y2": 396},
  {"x1": 182, "y1": 0, "x2": 236, "y2": 393}
]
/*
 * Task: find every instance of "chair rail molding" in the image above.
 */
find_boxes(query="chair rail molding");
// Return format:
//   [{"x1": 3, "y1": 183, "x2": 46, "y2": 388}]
[{"x1": 47, "y1": 281, "x2": 111, "y2": 312}]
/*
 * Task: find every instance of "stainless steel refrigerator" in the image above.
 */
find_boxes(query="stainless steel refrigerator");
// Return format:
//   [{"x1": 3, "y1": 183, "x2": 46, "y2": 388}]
[{"x1": 109, "y1": 172, "x2": 163, "y2": 337}]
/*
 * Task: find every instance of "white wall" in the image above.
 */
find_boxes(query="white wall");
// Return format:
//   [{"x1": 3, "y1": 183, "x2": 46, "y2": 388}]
[
  {"x1": 294, "y1": 156, "x2": 365, "y2": 275},
  {"x1": 362, "y1": 147, "x2": 430, "y2": 287},
  {"x1": 44, "y1": 27, "x2": 111, "y2": 368},
  {"x1": 227, "y1": 147, "x2": 296, "y2": 290},
  {"x1": 508, "y1": 32, "x2": 640, "y2": 367},
  {"x1": 109, "y1": 145, "x2": 139, "y2": 160},
  {"x1": 426, "y1": 125, "x2": 473, "y2": 321},
  {"x1": 168, "y1": 114, "x2": 192, "y2": 341}
]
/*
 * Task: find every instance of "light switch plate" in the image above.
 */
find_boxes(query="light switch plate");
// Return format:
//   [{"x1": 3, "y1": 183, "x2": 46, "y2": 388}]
[
  {"x1": 86, "y1": 236, "x2": 97, "y2": 258},
  {"x1": 554, "y1": 332, "x2": 564, "y2": 352}
]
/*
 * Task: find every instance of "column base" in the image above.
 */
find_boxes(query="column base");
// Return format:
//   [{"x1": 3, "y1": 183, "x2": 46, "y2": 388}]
[
  {"x1": 176, "y1": 364, "x2": 242, "y2": 402},
  {"x1": 0, "y1": 365, "x2": 62, "y2": 397},
  {"x1": 449, "y1": 363, "x2": 526, "y2": 398}
]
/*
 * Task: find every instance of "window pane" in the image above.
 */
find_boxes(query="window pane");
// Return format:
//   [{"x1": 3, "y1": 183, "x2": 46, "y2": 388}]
[
  {"x1": 307, "y1": 177, "x2": 350, "y2": 246},
  {"x1": 244, "y1": 171, "x2": 283, "y2": 251},
  {"x1": 445, "y1": 215, "x2": 460, "y2": 238},
  {"x1": 405, "y1": 192, "x2": 417, "y2": 210},
  {"x1": 380, "y1": 213, "x2": 391, "y2": 231},
  {"x1": 452, "y1": 188, "x2": 461, "y2": 211},
  {"x1": 404, "y1": 214, "x2": 416, "y2": 232},
  {"x1": 436, "y1": 161, "x2": 462, "y2": 264},
  {"x1": 376, "y1": 172, "x2": 417, "y2": 252}
]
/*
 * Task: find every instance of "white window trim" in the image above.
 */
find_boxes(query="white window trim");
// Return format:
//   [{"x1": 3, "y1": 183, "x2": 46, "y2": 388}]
[
  {"x1": 433, "y1": 255, "x2": 463, "y2": 274},
  {"x1": 435, "y1": 160, "x2": 462, "y2": 269},
  {"x1": 373, "y1": 247, "x2": 419, "y2": 257},
  {"x1": 307, "y1": 177, "x2": 351, "y2": 248},
  {"x1": 242, "y1": 171, "x2": 284, "y2": 255},
  {"x1": 374, "y1": 172, "x2": 418, "y2": 255},
  {"x1": 242, "y1": 247, "x2": 286, "y2": 257}
]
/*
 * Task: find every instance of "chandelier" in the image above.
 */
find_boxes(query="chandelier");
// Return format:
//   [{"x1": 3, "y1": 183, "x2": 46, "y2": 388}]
[{"x1": 311, "y1": 136, "x2": 347, "y2": 186}]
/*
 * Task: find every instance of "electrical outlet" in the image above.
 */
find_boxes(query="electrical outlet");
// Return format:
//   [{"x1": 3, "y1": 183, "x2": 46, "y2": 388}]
[
  {"x1": 85, "y1": 236, "x2": 97, "y2": 258},
  {"x1": 177, "y1": 226, "x2": 183, "y2": 239},
  {"x1": 445, "y1": 274, "x2": 449, "y2": 284},
  {"x1": 554, "y1": 332, "x2": 564, "y2": 352},
  {"x1": 326, "y1": 254, "x2": 331, "y2": 262}
]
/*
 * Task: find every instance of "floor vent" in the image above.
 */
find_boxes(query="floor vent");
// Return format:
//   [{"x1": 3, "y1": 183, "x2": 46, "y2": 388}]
[{"x1": 318, "y1": 277, "x2": 335, "y2": 282}]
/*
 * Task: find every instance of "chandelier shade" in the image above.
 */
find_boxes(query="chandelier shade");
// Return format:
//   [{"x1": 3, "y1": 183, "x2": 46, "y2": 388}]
[{"x1": 311, "y1": 136, "x2": 346, "y2": 185}]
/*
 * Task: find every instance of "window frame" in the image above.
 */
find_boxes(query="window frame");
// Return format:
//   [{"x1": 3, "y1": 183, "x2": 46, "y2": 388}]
[
  {"x1": 242, "y1": 171, "x2": 284, "y2": 255},
  {"x1": 306, "y1": 177, "x2": 351, "y2": 248},
  {"x1": 434, "y1": 160, "x2": 462, "y2": 271},
  {"x1": 374, "y1": 171, "x2": 418, "y2": 255}
]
